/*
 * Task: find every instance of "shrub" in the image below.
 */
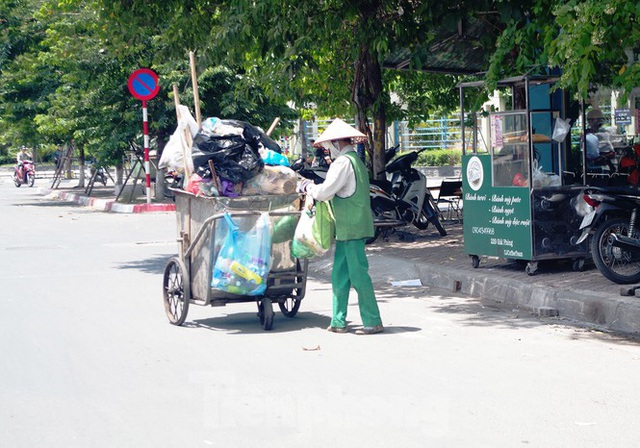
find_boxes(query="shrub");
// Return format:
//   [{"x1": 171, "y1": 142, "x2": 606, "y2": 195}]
[
  {"x1": 0, "y1": 154, "x2": 15, "y2": 166},
  {"x1": 416, "y1": 149, "x2": 462, "y2": 166}
]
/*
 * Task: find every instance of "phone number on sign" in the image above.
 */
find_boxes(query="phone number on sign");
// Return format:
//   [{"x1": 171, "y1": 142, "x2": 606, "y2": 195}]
[{"x1": 471, "y1": 226, "x2": 495, "y2": 235}]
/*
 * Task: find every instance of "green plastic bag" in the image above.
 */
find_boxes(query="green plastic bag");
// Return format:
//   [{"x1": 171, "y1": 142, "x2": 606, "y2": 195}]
[
  {"x1": 312, "y1": 201, "x2": 335, "y2": 250},
  {"x1": 291, "y1": 209, "x2": 326, "y2": 259}
]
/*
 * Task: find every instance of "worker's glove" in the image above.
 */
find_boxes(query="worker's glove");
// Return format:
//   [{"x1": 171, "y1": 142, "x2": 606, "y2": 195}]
[
  {"x1": 297, "y1": 179, "x2": 312, "y2": 194},
  {"x1": 304, "y1": 194, "x2": 315, "y2": 211}
]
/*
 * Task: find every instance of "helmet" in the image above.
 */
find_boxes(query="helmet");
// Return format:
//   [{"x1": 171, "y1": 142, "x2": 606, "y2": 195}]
[{"x1": 586, "y1": 109, "x2": 604, "y2": 121}]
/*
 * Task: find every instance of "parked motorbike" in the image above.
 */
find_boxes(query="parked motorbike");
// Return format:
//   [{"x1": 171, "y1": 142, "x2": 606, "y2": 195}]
[
  {"x1": 163, "y1": 170, "x2": 183, "y2": 199},
  {"x1": 86, "y1": 160, "x2": 108, "y2": 186},
  {"x1": 292, "y1": 145, "x2": 447, "y2": 243},
  {"x1": 13, "y1": 160, "x2": 36, "y2": 187},
  {"x1": 371, "y1": 146, "x2": 447, "y2": 240},
  {"x1": 577, "y1": 185, "x2": 640, "y2": 283}
]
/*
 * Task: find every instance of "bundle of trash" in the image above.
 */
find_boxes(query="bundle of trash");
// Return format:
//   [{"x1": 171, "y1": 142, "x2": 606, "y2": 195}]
[{"x1": 159, "y1": 106, "x2": 297, "y2": 198}]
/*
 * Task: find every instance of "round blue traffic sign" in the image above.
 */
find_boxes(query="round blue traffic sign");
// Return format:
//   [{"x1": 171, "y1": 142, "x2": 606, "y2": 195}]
[{"x1": 128, "y1": 68, "x2": 160, "y2": 101}]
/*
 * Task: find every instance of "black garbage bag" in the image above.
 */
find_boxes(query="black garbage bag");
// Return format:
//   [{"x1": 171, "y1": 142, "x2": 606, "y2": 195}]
[
  {"x1": 191, "y1": 119, "x2": 280, "y2": 184},
  {"x1": 221, "y1": 119, "x2": 282, "y2": 154},
  {"x1": 191, "y1": 131, "x2": 264, "y2": 184}
]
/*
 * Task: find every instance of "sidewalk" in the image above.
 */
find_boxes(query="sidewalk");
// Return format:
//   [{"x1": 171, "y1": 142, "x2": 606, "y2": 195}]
[
  {"x1": 33, "y1": 178, "x2": 640, "y2": 337},
  {"x1": 312, "y1": 221, "x2": 640, "y2": 337},
  {"x1": 36, "y1": 178, "x2": 175, "y2": 213}
]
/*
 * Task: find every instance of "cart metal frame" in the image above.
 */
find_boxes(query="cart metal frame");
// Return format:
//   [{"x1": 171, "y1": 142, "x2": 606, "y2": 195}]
[{"x1": 163, "y1": 190, "x2": 308, "y2": 330}]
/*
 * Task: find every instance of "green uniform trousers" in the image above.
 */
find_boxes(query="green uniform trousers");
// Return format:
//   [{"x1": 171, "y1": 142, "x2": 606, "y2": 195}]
[{"x1": 330, "y1": 238, "x2": 382, "y2": 328}]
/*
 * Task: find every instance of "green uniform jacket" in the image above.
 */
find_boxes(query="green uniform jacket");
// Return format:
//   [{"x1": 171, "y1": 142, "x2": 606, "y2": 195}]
[{"x1": 330, "y1": 152, "x2": 374, "y2": 241}]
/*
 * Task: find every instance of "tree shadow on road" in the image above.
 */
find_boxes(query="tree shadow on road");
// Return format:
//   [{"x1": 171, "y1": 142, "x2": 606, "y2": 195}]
[
  {"x1": 116, "y1": 254, "x2": 170, "y2": 274},
  {"x1": 374, "y1": 282, "x2": 640, "y2": 346}
]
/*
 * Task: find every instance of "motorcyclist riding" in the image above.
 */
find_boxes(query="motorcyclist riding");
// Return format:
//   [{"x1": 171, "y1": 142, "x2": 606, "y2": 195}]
[{"x1": 16, "y1": 146, "x2": 32, "y2": 182}]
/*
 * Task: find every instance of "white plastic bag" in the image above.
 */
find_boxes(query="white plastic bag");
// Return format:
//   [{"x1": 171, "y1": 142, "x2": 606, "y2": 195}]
[
  {"x1": 532, "y1": 161, "x2": 561, "y2": 187},
  {"x1": 242, "y1": 165, "x2": 297, "y2": 195},
  {"x1": 552, "y1": 117, "x2": 572, "y2": 143},
  {"x1": 158, "y1": 105, "x2": 197, "y2": 174},
  {"x1": 291, "y1": 197, "x2": 328, "y2": 258}
]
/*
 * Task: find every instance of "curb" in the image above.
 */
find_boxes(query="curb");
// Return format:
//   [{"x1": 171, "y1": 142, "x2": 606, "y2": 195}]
[
  {"x1": 413, "y1": 261, "x2": 640, "y2": 335},
  {"x1": 310, "y1": 249, "x2": 640, "y2": 336},
  {"x1": 38, "y1": 188, "x2": 175, "y2": 214}
]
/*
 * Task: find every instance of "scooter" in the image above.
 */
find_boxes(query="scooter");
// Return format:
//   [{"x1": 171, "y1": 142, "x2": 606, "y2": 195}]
[
  {"x1": 86, "y1": 160, "x2": 108, "y2": 186},
  {"x1": 292, "y1": 152, "x2": 405, "y2": 243},
  {"x1": 163, "y1": 170, "x2": 183, "y2": 199},
  {"x1": 577, "y1": 185, "x2": 640, "y2": 284},
  {"x1": 292, "y1": 146, "x2": 447, "y2": 243},
  {"x1": 13, "y1": 160, "x2": 36, "y2": 187},
  {"x1": 371, "y1": 146, "x2": 447, "y2": 240}
]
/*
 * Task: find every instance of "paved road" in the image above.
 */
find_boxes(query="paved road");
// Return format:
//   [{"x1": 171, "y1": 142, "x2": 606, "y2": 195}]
[{"x1": 2, "y1": 179, "x2": 640, "y2": 447}]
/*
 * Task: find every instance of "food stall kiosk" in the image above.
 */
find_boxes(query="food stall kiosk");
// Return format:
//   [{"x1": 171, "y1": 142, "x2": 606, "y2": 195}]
[{"x1": 459, "y1": 75, "x2": 590, "y2": 275}]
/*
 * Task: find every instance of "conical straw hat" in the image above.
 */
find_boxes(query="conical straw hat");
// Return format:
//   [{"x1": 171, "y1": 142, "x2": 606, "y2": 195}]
[{"x1": 314, "y1": 118, "x2": 366, "y2": 147}]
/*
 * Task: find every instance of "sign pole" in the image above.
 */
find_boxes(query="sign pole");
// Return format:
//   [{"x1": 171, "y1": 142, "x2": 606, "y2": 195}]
[
  {"x1": 142, "y1": 100, "x2": 151, "y2": 204},
  {"x1": 128, "y1": 68, "x2": 160, "y2": 205}
]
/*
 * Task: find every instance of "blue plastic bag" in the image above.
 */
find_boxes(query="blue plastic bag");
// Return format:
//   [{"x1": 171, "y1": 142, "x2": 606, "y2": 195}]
[
  {"x1": 262, "y1": 149, "x2": 290, "y2": 166},
  {"x1": 211, "y1": 213, "x2": 272, "y2": 295}
]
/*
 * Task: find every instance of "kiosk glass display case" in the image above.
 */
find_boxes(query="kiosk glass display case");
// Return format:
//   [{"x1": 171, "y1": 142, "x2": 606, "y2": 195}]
[{"x1": 459, "y1": 75, "x2": 590, "y2": 275}]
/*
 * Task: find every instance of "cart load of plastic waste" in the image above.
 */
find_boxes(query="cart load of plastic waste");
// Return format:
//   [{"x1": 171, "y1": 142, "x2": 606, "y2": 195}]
[
  {"x1": 159, "y1": 107, "x2": 297, "y2": 199},
  {"x1": 211, "y1": 212, "x2": 272, "y2": 296}
]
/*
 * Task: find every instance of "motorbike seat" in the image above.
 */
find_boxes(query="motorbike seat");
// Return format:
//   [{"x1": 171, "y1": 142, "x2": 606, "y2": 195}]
[{"x1": 371, "y1": 178, "x2": 393, "y2": 195}]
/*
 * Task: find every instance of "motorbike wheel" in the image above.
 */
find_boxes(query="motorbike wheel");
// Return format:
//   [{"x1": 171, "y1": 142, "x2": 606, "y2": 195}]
[
  {"x1": 27, "y1": 172, "x2": 35, "y2": 187},
  {"x1": 421, "y1": 201, "x2": 447, "y2": 236},
  {"x1": 365, "y1": 226, "x2": 381, "y2": 245},
  {"x1": 367, "y1": 197, "x2": 394, "y2": 244},
  {"x1": 413, "y1": 207, "x2": 429, "y2": 230},
  {"x1": 13, "y1": 173, "x2": 21, "y2": 187},
  {"x1": 591, "y1": 217, "x2": 640, "y2": 284}
]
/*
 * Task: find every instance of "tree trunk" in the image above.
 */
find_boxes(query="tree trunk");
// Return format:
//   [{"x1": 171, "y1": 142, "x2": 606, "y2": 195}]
[
  {"x1": 115, "y1": 163, "x2": 124, "y2": 196},
  {"x1": 351, "y1": 45, "x2": 386, "y2": 180},
  {"x1": 372, "y1": 106, "x2": 386, "y2": 180},
  {"x1": 77, "y1": 143, "x2": 86, "y2": 188}
]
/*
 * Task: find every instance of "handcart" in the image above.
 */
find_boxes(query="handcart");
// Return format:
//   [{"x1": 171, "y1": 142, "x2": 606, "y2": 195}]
[{"x1": 162, "y1": 190, "x2": 308, "y2": 330}]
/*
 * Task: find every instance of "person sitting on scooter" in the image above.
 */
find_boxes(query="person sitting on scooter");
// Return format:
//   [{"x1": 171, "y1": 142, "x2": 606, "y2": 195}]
[
  {"x1": 16, "y1": 146, "x2": 32, "y2": 180},
  {"x1": 311, "y1": 144, "x2": 332, "y2": 168},
  {"x1": 585, "y1": 109, "x2": 615, "y2": 174},
  {"x1": 298, "y1": 118, "x2": 383, "y2": 335}
]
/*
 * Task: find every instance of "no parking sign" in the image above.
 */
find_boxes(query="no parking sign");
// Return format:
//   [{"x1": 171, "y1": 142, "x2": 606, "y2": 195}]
[
  {"x1": 128, "y1": 68, "x2": 160, "y2": 204},
  {"x1": 128, "y1": 68, "x2": 160, "y2": 101}
]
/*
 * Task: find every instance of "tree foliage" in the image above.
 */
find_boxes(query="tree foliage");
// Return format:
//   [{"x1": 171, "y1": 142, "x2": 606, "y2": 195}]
[
  {"x1": 2, "y1": 0, "x2": 639, "y2": 175},
  {"x1": 0, "y1": 0, "x2": 295, "y2": 169},
  {"x1": 487, "y1": 0, "x2": 640, "y2": 98},
  {"x1": 95, "y1": 0, "x2": 507, "y2": 177}
]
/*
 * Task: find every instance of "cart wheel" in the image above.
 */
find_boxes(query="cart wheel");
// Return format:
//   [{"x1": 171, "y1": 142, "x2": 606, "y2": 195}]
[
  {"x1": 525, "y1": 262, "x2": 538, "y2": 276},
  {"x1": 279, "y1": 297, "x2": 301, "y2": 318},
  {"x1": 163, "y1": 257, "x2": 190, "y2": 326},
  {"x1": 470, "y1": 255, "x2": 480, "y2": 269},
  {"x1": 258, "y1": 298, "x2": 274, "y2": 330},
  {"x1": 572, "y1": 257, "x2": 586, "y2": 272}
]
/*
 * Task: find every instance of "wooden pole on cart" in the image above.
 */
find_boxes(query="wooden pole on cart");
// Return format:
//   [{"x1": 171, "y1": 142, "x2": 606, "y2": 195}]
[
  {"x1": 172, "y1": 84, "x2": 193, "y2": 181},
  {"x1": 207, "y1": 159, "x2": 222, "y2": 193},
  {"x1": 266, "y1": 117, "x2": 280, "y2": 136},
  {"x1": 172, "y1": 84, "x2": 192, "y2": 253},
  {"x1": 189, "y1": 51, "x2": 202, "y2": 129}
]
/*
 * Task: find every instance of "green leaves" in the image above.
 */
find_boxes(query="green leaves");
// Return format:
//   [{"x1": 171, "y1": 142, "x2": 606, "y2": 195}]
[{"x1": 490, "y1": 0, "x2": 640, "y2": 98}]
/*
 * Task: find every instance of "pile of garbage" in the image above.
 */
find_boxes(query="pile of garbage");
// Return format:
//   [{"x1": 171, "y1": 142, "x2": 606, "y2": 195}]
[{"x1": 159, "y1": 105, "x2": 297, "y2": 198}]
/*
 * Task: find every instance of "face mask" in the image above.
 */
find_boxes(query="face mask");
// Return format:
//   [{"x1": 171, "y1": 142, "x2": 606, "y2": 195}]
[{"x1": 323, "y1": 141, "x2": 341, "y2": 159}]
